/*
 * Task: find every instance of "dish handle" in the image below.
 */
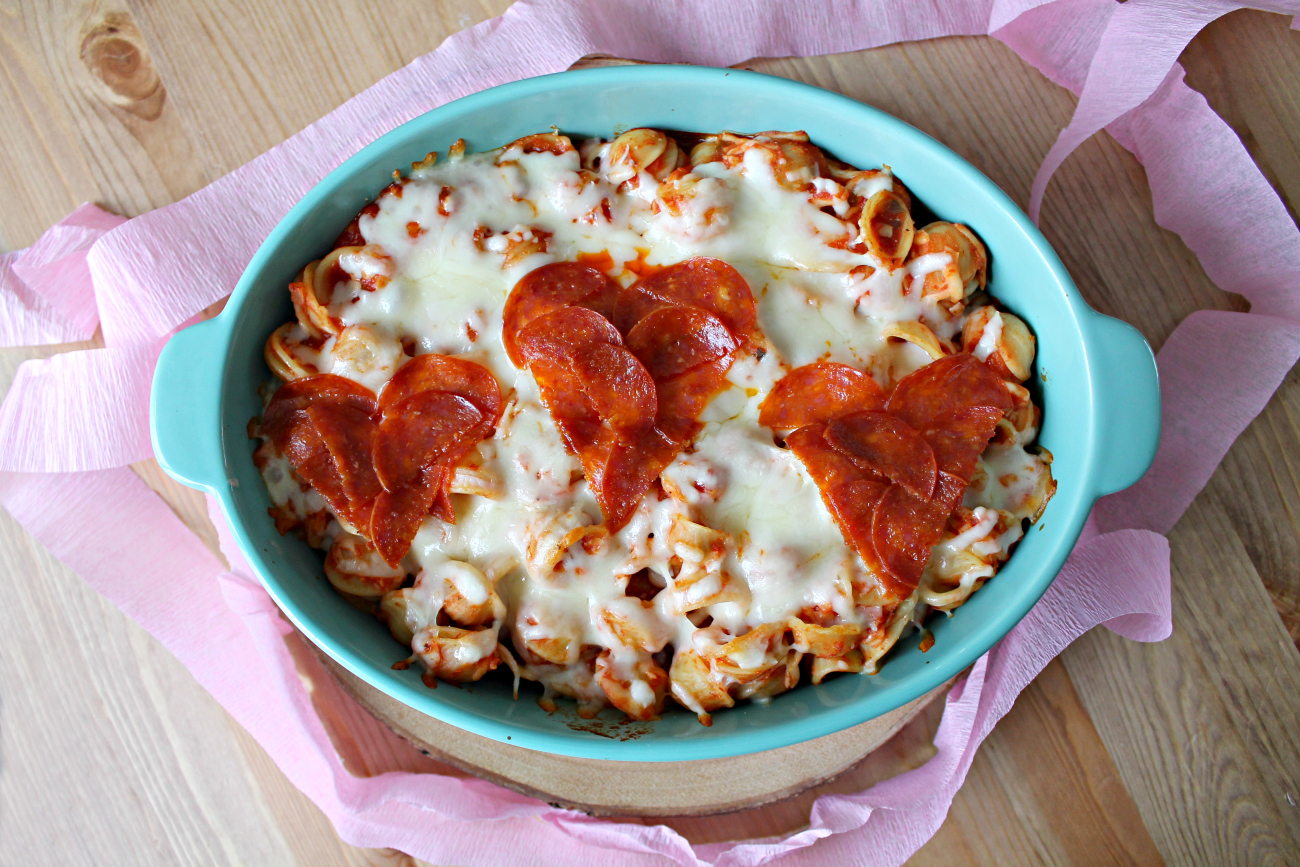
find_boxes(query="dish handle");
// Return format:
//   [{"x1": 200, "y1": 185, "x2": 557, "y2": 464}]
[
  {"x1": 1084, "y1": 310, "x2": 1161, "y2": 497},
  {"x1": 150, "y1": 318, "x2": 226, "y2": 494}
]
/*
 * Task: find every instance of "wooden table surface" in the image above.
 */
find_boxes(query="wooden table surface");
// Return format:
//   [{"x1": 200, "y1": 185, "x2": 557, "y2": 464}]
[{"x1": 3, "y1": 4, "x2": 1299, "y2": 865}]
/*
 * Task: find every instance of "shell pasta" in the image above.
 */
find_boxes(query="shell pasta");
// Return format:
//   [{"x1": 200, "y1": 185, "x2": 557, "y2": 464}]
[{"x1": 253, "y1": 128, "x2": 1055, "y2": 725}]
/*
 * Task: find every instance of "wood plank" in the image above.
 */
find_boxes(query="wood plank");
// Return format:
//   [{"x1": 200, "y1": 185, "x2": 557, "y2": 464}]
[
  {"x1": 1063, "y1": 494, "x2": 1300, "y2": 866},
  {"x1": 1203, "y1": 366, "x2": 1300, "y2": 648},
  {"x1": 0, "y1": 504, "x2": 306, "y2": 866},
  {"x1": 1181, "y1": 9, "x2": 1300, "y2": 225},
  {"x1": 908, "y1": 660, "x2": 1163, "y2": 867},
  {"x1": 130, "y1": 0, "x2": 512, "y2": 183},
  {"x1": 1180, "y1": 8, "x2": 1300, "y2": 649},
  {"x1": 0, "y1": 1, "x2": 202, "y2": 250},
  {"x1": 0, "y1": 5, "x2": 1298, "y2": 866}
]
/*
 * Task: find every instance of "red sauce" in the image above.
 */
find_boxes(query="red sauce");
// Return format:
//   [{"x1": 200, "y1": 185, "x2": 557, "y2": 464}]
[{"x1": 576, "y1": 250, "x2": 616, "y2": 274}]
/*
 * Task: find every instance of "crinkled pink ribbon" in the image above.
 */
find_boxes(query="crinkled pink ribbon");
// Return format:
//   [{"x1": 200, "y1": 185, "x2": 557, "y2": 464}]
[{"x1": 2, "y1": 0, "x2": 1297, "y2": 864}]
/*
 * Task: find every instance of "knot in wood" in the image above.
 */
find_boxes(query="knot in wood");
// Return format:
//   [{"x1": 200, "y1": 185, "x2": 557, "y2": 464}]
[{"x1": 79, "y1": 11, "x2": 165, "y2": 120}]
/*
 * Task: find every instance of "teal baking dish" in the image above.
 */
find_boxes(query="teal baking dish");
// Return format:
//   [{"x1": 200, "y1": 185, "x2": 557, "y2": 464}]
[{"x1": 150, "y1": 65, "x2": 1159, "y2": 761}]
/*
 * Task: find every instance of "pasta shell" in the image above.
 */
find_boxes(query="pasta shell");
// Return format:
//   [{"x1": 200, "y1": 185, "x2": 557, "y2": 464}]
[
  {"x1": 669, "y1": 648, "x2": 734, "y2": 724},
  {"x1": 501, "y1": 132, "x2": 574, "y2": 156},
  {"x1": 412, "y1": 624, "x2": 501, "y2": 683},
  {"x1": 609, "y1": 128, "x2": 667, "y2": 173},
  {"x1": 665, "y1": 515, "x2": 739, "y2": 613},
  {"x1": 450, "y1": 462, "x2": 503, "y2": 499},
  {"x1": 689, "y1": 136, "x2": 721, "y2": 166},
  {"x1": 607, "y1": 128, "x2": 683, "y2": 184},
  {"x1": 911, "y1": 222, "x2": 988, "y2": 302},
  {"x1": 713, "y1": 621, "x2": 789, "y2": 683},
  {"x1": 787, "y1": 618, "x2": 864, "y2": 658},
  {"x1": 436, "y1": 562, "x2": 496, "y2": 628},
  {"x1": 324, "y1": 533, "x2": 406, "y2": 598},
  {"x1": 962, "y1": 307, "x2": 1036, "y2": 382},
  {"x1": 331, "y1": 325, "x2": 403, "y2": 379},
  {"x1": 595, "y1": 652, "x2": 668, "y2": 721},
  {"x1": 289, "y1": 257, "x2": 344, "y2": 339},
  {"x1": 711, "y1": 130, "x2": 829, "y2": 191},
  {"x1": 522, "y1": 636, "x2": 574, "y2": 666},
  {"x1": 733, "y1": 651, "x2": 801, "y2": 700},
  {"x1": 860, "y1": 188, "x2": 915, "y2": 263},
  {"x1": 379, "y1": 589, "x2": 418, "y2": 647},
  {"x1": 881, "y1": 319, "x2": 948, "y2": 360},
  {"x1": 264, "y1": 322, "x2": 318, "y2": 381},
  {"x1": 410, "y1": 150, "x2": 437, "y2": 172},
  {"x1": 600, "y1": 597, "x2": 671, "y2": 653},
  {"x1": 811, "y1": 648, "x2": 866, "y2": 684},
  {"x1": 525, "y1": 507, "x2": 608, "y2": 579}
]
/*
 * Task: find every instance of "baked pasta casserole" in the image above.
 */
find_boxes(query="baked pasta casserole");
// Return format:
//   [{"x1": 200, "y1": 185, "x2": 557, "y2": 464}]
[{"x1": 252, "y1": 129, "x2": 1055, "y2": 724}]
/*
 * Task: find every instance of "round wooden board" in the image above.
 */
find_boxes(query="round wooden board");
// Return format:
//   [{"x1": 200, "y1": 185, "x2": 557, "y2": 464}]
[{"x1": 313, "y1": 649, "x2": 949, "y2": 818}]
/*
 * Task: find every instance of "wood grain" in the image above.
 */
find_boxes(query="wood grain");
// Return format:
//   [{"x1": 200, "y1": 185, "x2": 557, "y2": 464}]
[
  {"x1": 0, "y1": 4, "x2": 1298, "y2": 866},
  {"x1": 1182, "y1": 9, "x2": 1300, "y2": 649},
  {"x1": 1063, "y1": 495, "x2": 1300, "y2": 865}
]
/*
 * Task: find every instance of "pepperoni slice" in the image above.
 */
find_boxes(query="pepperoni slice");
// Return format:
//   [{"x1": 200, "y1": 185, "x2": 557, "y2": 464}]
[
  {"x1": 530, "y1": 354, "x2": 600, "y2": 428},
  {"x1": 517, "y1": 305, "x2": 622, "y2": 356},
  {"x1": 276, "y1": 415, "x2": 354, "y2": 521},
  {"x1": 503, "y1": 262, "x2": 624, "y2": 365},
  {"x1": 921, "y1": 405, "x2": 1005, "y2": 480},
  {"x1": 262, "y1": 374, "x2": 378, "y2": 442},
  {"x1": 373, "y1": 392, "x2": 483, "y2": 490},
  {"x1": 932, "y1": 470, "x2": 968, "y2": 515},
  {"x1": 758, "y1": 362, "x2": 886, "y2": 430},
  {"x1": 507, "y1": 259, "x2": 760, "y2": 532},
  {"x1": 371, "y1": 468, "x2": 443, "y2": 567},
  {"x1": 592, "y1": 428, "x2": 680, "y2": 531},
  {"x1": 871, "y1": 472, "x2": 967, "y2": 597},
  {"x1": 625, "y1": 306, "x2": 737, "y2": 380},
  {"x1": 562, "y1": 417, "x2": 619, "y2": 475},
  {"x1": 427, "y1": 462, "x2": 456, "y2": 523},
  {"x1": 886, "y1": 353, "x2": 1015, "y2": 431},
  {"x1": 568, "y1": 343, "x2": 657, "y2": 435},
  {"x1": 787, "y1": 423, "x2": 885, "y2": 489},
  {"x1": 554, "y1": 406, "x2": 677, "y2": 530},
  {"x1": 824, "y1": 478, "x2": 889, "y2": 574},
  {"x1": 515, "y1": 310, "x2": 653, "y2": 436},
  {"x1": 618, "y1": 258, "x2": 758, "y2": 341},
  {"x1": 654, "y1": 356, "x2": 735, "y2": 445},
  {"x1": 562, "y1": 418, "x2": 646, "y2": 529},
  {"x1": 824, "y1": 411, "x2": 937, "y2": 500},
  {"x1": 379, "y1": 354, "x2": 503, "y2": 429},
  {"x1": 787, "y1": 426, "x2": 889, "y2": 573},
  {"x1": 303, "y1": 403, "x2": 382, "y2": 506}
]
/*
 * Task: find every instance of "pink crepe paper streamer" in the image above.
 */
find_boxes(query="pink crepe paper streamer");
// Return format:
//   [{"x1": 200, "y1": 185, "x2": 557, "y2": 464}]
[
  {"x1": 0, "y1": 306, "x2": 210, "y2": 474},
  {"x1": 1100, "y1": 66, "x2": 1300, "y2": 534},
  {"x1": 0, "y1": 342, "x2": 160, "y2": 472},
  {"x1": 0, "y1": 467, "x2": 614, "y2": 867},
  {"x1": 0, "y1": 203, "x2": 125, "y2": 347},
  {"x1": 995, "y1": 2, "x2": 1300, "y2": 534},
  {"x1": 0, "y1": 0, "x2": 1295, "y2": 864},
  {"x1": 1026, "y1": 0, "x2": 1300, "y2": 224}
]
